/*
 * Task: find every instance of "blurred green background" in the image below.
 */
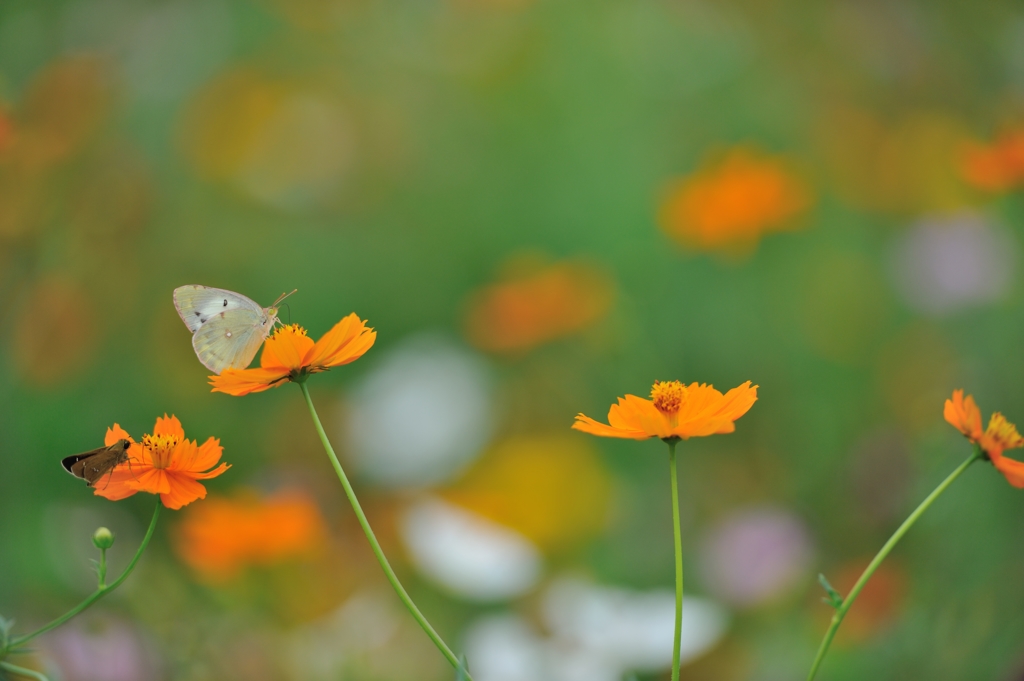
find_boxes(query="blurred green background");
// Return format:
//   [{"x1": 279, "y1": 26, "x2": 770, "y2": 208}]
[{"x1": 2, "y1": 0, "x2": 1024, "y2": 679}]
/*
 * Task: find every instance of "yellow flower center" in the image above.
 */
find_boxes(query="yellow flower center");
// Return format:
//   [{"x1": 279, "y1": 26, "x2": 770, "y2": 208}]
[
  {"x1": 986, "y1": 413, "x2": 1024, "y2": 448},
  {"x1": 143, "y1": 433, "x2": 180, "y2": 469},
  {"x1": 651, "y1": 380, "x2": 687, "y2": 414},
  {"x1": 276, "y1": 324, "x2": 308, "y2": 339}
]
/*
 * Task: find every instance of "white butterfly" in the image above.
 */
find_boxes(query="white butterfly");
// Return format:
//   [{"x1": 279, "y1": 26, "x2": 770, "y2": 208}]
[{"x1": 173, "y1": 285, "x2": 295, "y2": 374}]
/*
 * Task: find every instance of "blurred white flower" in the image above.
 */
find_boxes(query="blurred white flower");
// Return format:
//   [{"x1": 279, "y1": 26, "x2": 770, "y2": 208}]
[
  {"x1": 461, "y1": 615, "x2": 548, "y2": 681},
  {"x1": 541, "y1": 577, "x2": 727, "y2": 673},
  {"x1": 399, "y1": 497, "x2": 542, "y2": 601},
  {"x1": 463, "y1": 578, "x2": 728, "y2": 681},
  {"x1": 888, "y1": 212, "x2": 1017, "y2": 316},
  {"x1": 698, "y1": 505, "x2": 814, "y2": 607},
  {"x1": 286, "y1": 591, "x2": 400, "y2": 681},
  {"x1": 342, "y1": 334, "x2": 494, "y2": 488}
]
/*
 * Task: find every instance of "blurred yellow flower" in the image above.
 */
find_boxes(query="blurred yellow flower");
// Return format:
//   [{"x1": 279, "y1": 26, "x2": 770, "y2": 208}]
[
  {"x1": 817, "y1": 107, "x2": 972, "y2": 215},
  {"x1": 174, "y1": 488, "x2": 327, "y2": 581},
  {"x1": 464, "y1": 256, "x2": 613, "y2": 354},
  {"x1": 178, "y1": 67, "x2": 353, "y2": 210},
  {"x1": 441, "y1": 435, "x2": 612, "y2": 551},
  {"x1": 659, "y1": 147, "x2": 810, "y2": 253},
  {"x1": 961, "y1": 129, "x2": 1024, "y2": 193}
]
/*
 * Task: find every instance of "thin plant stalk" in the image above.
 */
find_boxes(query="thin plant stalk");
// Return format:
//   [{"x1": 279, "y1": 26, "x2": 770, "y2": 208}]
[
  {"x1": 805, "y1": 446, "x2": 983, "y2": 681},
  {"x1": 667, "y1": 438, "x2": 683, "y2": 681},
  {"x1": 8, "y1": 500, "x2": 161, "y2": 650},
  {"x1": 299, "y1": 382, "x2": 471, "y2": 679},
  {"x1": 0, "y1": 660, "x2": 50, "y2": 681}
]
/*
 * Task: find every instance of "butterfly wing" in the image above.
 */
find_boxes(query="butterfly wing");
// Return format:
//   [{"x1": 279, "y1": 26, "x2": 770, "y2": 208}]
[
  {"x1": 173, "y1": 285, "x2": 263, "y2": 333},
  {"x1": 62, "y1": 440, "x2": 130, "y2": 486},
  {"x1": 191, "y1": 307, "x2": 274, "y2": 374}
]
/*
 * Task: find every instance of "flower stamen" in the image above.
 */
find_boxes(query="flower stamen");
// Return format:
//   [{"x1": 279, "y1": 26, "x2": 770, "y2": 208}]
[
  {"x1": 651, "y1": 380, "x2": 687, "y2": 414},
  {"x1": 143, "y1": 433, "x2": 181, "y2": 469}
]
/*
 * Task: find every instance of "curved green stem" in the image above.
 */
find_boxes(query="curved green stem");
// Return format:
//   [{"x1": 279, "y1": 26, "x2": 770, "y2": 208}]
[
  {"x1": 667, "y1": 439, "x2": 683, "y2": 681},
  {"x1": 806, "y1": 447, "x2": 983, "y2": 681},
  {"x1": 299, "y1": 382, "x2": 470, "y2": 678},
  {"x1": 9, "y1": 500, "x2": 161, "y2": 650},
  {"x1": 1, "y1": 660, "x2": 50, "y2": 681}
]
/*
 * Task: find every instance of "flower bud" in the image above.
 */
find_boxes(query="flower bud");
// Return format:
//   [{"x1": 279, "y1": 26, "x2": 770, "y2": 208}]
[{"x1": 92, "y1": 527, "x2": 115, "y2": 550}]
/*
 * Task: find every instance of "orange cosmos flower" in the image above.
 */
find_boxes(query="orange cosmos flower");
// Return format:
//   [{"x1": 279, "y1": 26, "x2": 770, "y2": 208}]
[
  {"x1": 660, "y1": 147, "x2": 810, "y2": 252},
  {"x1": 944, "y1": 389, "x2": 1024, "y2": 487},
  {"x1": 174, "y1": 488, "x2": 327, "y2": 581},
  {"x1": 573, "y1": 379, "x2": 758, "y2": 441},
  {"x1": 209, "y1": 313, "x2": 376, "y2": 396},
  {"x1": 94, "y1": 415, "x2": 230, "y2": 510},
  {"x1": 961, "y1": 129, "x2": 1024, "y2": 193},
  {"x1": 464, "y1": 257, "x2": 614, "y2": 354}
]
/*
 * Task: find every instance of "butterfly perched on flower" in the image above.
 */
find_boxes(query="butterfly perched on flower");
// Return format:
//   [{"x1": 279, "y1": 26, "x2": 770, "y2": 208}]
[{"x1": 173, "y1": 285, "x2": 295, "y2": 374}]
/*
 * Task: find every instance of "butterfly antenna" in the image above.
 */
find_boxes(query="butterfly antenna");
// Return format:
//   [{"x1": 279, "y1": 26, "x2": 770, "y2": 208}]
[{"x1": 273, "y1": 288, "x2": 298, "y2": 308}]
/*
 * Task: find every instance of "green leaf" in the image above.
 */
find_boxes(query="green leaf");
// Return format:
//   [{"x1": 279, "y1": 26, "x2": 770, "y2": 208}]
[
  {"x1": 0, "y1": 615, "x2": 13, "y2": 650},
  {"x1": 818, "y1": 573, "x2": 843, "y2": 609},
  {"x1": 455, "y1": 655, "x2": 470, "y2": 681}
]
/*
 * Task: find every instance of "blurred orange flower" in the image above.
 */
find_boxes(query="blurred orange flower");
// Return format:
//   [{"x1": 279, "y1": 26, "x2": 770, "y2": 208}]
[
  {"x1": 944, "y1": 389, "x2": 1024, "y2": 487},
  {"x1": 13, "y1": 276, "x2": 96, "y2": 387},
  {"x1": 573, "y1": 379, "x2": 758, "y2": 441},
  {"x1": 464, "y1": 258, "x2": 613, "y2": 353},
  {"x1": 95, "y1": 416, "x2": 230, "y2": 509},
  {"x1": 0, "y1": 106, "x2": 12, "y2": 154},
  {"x1": 660, "y1": 148, "x2": 810, "y2": 252},
  {"x1": 210, "y1": 314, "x2": 375, "y2": 396},
  {"x1": 175, "y1": 488, "x2": 327, "y2": 581},
  {"x1": 961, "y1": 130, "x2": 1024, "y2": 192}
]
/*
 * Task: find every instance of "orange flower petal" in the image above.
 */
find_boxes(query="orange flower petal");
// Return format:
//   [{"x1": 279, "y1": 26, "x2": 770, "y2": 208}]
[
  {"x1": 153, "y1": 414, "x2": 185, "y2": 440},
  {"x1": 991, "y1": 453, "x2": 1024, "y2": 488},
  {"x1": 161, "y1": 474, "x2": 209, "y2": 510},
  {"x1": 572, "y1": 413, "x2": 649, "y2": 439},
  {"x1": 190, "y1": 462, "x2": 231, "y2": 480},
  {"x1": 131, "y1": 468, "x2": 172, "y2": 495},
  {"x1": 105, "y1": 423, "x2": 133, "y2": 446},
  {"x1": 210, "y1": 367, "x2": 290, "y2": 396},
  {"x1": 305, "y1": 314, "x2": 376, "y2": 368},
  {"x1": 616, "y1": 395, "x2": 673, "y2": 438},
  {"x1": 260, "y1": 325, "x2": 314, "y2": 371},
  {"x1": 943, "y1": 389, "x2": 983, "y2": 441},
  {"x1": 91, "y1": 464, "x2": 146, "y2": 501},
  {"x1": 185, "y1": 437, "x2": 224, "y2": 472}
]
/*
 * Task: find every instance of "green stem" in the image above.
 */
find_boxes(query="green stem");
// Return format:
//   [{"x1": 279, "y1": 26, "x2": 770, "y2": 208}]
[
  {"x1": 97, "y1": 547, "x2": 107, "y2": 590},
  {"x1": 805, "y1": 447, "x2": 983, "y2": 681},
  {"x1": 667, "y1": 439, "x2": 683, "y2": 681},
  {"x1": 0, "y1": 660, "x2": 50, "y2": 681},
  {"x1": 298, "y1": 382, "x2": 470, "y2": 678},
  {"x1": 9, "y1": 500, "x2": 161, "y2": 650}
]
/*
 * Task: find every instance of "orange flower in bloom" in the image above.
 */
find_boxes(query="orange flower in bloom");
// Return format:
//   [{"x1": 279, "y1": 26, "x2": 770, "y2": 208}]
[
  {"x1": 95, "y1": 415, "x2": 230, "y2": 509},
  {"x1": 573, "y1": 380, "x2": 758, "y2": 441},
  {"x1": 174, "y1": 488, "x2": 327, "y2": 581},
  {"x1": 961, "y1": 130, "x2": 1024, "y2": 193},
  {"x1": 944, "y1": 389, "x2": 1024, "y2": 487},
  {"x1": 464, "y1": 258, "x2": 613, "y2": 354},
  {"x1": 660, "y1": 147, "x2": 810, "y2": 252},
  {"x1": 209, "y1": 314, "x2": 375, "y2": 396}
]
